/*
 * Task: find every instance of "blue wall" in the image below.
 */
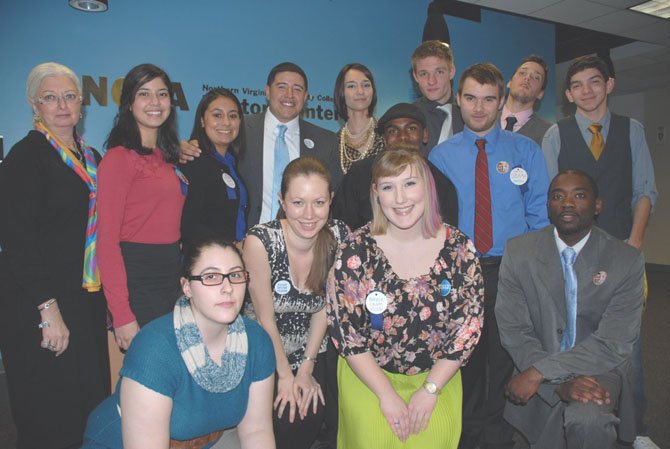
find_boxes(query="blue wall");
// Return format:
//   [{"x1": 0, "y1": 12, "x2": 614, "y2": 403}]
[{"x1": 0, "y1": 0, "x2": 555, "y2": 152}]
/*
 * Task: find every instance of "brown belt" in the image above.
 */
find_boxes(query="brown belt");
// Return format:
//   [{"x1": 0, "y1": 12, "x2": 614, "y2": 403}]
[{"x1": 170, "y1": 430, "x2": 224, "y2": 449}]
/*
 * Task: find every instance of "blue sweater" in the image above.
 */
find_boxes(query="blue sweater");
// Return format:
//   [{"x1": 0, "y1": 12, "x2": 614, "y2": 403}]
[{"x1": 83, "y1": 314, "x2": 275, "y2": 448}]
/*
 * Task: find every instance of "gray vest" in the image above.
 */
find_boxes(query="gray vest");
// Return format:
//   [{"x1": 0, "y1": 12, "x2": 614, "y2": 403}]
[
  {"x1": 557, "y1": 114, "x2": 632, "y2": 240},
  {"x1": 517, "y1": 114, "x2": 552, "y2": 146}
]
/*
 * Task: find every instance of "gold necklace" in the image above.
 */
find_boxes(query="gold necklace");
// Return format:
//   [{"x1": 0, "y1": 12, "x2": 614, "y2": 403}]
[{"x1": 339, "y1": 117, "x2": 377, "y2": 174}]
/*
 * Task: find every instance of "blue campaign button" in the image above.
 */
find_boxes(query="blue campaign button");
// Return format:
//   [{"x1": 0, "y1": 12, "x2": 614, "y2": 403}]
[{"x1": 440, "y1": 279, "x2": 451, "y2": 296}]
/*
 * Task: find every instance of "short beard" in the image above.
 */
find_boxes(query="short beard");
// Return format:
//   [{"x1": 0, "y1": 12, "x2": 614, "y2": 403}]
[{"x1": 510, "y1": 90, "x2": 534, "y2": 106}]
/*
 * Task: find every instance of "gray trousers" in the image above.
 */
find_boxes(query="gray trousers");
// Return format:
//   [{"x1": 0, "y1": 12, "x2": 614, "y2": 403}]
[{"x1": 531, "y1": 372, "x2": 621, "y2": 449}]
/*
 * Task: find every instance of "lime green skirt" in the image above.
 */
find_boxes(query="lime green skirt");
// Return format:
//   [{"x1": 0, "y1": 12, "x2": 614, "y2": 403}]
[{"x1": 337, "y1": 357, "x2": 462, "y2": 449}]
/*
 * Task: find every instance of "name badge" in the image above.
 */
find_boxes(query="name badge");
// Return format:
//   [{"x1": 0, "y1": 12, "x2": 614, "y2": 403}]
[
  {"x1": 274, "y1": 279, "x2": 291, "y2": 295},
  {"x1": 365, "y1": 290, "x2": 388, "y2": 314}
]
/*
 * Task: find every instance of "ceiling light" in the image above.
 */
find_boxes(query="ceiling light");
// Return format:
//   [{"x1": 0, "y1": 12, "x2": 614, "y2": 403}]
[
  {"x1": 68, "y1": 0, "x2": 108, "y2": 12},
  {"x1": 629, "y1": 1, "x2": 670, "y2": 19}
]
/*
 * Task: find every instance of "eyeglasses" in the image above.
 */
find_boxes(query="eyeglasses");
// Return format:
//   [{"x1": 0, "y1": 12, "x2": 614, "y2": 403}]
[
  {"x1": 188, "y1": 270, "x2": 249, "y2": 286},
  {"x1": 37, "y1": 93, "x2": 82, "y2": 105}
]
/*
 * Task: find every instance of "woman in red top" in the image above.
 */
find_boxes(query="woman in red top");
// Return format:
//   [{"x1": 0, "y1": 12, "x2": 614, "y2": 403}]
[{"x1": 97, "y1": 64, "x2": 185, "y2": 350}]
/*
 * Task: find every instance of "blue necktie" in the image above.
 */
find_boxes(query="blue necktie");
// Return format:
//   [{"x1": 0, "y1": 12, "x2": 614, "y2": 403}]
[
  {"x1": 560, "y1": 247, "x2": 577, "y2": 351},
  {"x1": 271, "y1": 124, "x2": 289, "y2": 219}
]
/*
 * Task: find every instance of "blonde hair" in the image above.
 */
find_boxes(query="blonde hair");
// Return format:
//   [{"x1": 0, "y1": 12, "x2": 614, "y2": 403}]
[{"x1": 370, "y1": 150, "x2": 442, "y2": 237}]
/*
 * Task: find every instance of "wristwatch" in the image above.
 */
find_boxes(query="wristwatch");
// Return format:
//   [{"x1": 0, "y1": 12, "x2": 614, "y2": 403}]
[{"x1": 422, "y1": 381, "x2": 441, "y2": 395}]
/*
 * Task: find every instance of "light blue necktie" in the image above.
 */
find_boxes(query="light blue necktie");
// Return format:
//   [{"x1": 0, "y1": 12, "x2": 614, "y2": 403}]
[
  {"x1": 271, "y1": 124, "x2": 289, "y2": 219},
  {"x1": 560, "y1": 247, "x2": 577, "y2": 351}
]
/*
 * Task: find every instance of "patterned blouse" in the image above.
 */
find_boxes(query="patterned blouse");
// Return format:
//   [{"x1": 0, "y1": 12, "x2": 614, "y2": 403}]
[
  {"x1": 245, "y1": 219, "x2": 350, "y2": 370},
  {"x1": 337, "y1": 128, "x2": 385, "y2": 174},
  {"x1": 326, "y1": 225, "x2": 484, "y2": 375}
]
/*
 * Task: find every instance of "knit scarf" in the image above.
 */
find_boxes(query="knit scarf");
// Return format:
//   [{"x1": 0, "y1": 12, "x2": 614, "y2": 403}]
[
  {"x1": 35, "y1": 122, "x2": 101, "y2": 292},
  {"x1": 173, "y1": 296, "x2": 248, "y2": 393}
]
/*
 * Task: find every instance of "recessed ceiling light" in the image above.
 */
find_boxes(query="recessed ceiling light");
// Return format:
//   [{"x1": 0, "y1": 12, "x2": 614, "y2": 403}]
[
  {"x1": 68, "y1": 0, "x2": 108, "y2": 12},
  {"x1": 629, "y1": 0, "x2": 670, "y2": 19}
]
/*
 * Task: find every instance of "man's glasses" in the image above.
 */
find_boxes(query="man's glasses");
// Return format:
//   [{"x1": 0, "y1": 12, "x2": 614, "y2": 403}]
[{"x1": 188, "y1": 270, "x2": 249, "y2": 286}]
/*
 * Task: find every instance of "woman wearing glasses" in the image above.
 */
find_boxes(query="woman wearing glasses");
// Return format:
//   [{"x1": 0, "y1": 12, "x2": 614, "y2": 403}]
[
  {"x1": 97, "y1": 64, "x2": 185, "y2": 350},
  {"x1": 0, "y1": 62, "x2": 110, "y2": 449},
  {"x1": 84, "y1": 238, "x2": 276, "y2": 448},
  {"x1": 243, "y1": 156, "x2": 349, "y2": 449}
]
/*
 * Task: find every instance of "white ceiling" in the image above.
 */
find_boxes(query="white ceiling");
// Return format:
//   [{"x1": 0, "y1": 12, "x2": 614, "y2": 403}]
[{"x1": 457, "y1": 0, "x2": 670, "y2": 96}]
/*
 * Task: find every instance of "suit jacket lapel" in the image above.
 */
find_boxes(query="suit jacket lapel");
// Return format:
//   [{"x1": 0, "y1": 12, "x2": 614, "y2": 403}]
[
  {"x1": 298, "y1": 118, "x2": 307, "y2": 155},
  {"x1": 535, "y1": 226, "x2": 568, "y2": 320}
]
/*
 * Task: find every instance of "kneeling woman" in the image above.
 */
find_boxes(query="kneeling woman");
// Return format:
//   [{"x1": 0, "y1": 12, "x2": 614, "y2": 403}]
[
  {"x1": 83, "y1": 238, "x2": 276, "y2": 449},
  {"x1": 327, "y1": 149, "x2": 484, "y2": 449}
]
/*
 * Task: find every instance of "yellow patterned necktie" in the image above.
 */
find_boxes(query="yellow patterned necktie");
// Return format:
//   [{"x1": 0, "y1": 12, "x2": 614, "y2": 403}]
[{"x1": 588, "y1": 123, "x2": 605, "y2": 160}]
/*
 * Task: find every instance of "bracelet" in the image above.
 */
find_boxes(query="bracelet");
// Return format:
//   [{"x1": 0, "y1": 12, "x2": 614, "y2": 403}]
[
  {"x1": 37, "y1": 299, "x2": 57, "y2": 311},
  {"x1": 38, "y1": 320, "x2": 50, "y2": 329},
  {"x1": 302, "y1": 355, "x2": 318, "y2": 364}
]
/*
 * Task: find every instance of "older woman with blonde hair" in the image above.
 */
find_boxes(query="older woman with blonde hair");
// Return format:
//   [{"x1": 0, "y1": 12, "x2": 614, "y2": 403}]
[
  {"x1": 327, "y1": 149, "x2": 484, "y2": 449},
  {"x1": 0, "y1": 62, "x2": 109, "y2": 449}
]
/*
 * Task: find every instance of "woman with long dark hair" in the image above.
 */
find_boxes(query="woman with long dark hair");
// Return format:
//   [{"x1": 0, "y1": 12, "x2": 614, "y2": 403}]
[
  {"x1": 333, "y1": 63, "x2": 385, "y2": 174},
  {"x1": 180, "y1": 88, "x2": 248, "y2": 251},
  {"x1": 97, "y1": 63, "x2": 185, "y2": 350}
]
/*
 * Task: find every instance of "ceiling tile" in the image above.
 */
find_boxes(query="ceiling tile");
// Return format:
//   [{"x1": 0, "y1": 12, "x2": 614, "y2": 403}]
[
  {"x1": 622, "y1": 20, "x2": 670, "y2": 44},
  {"x1": 587, "y1": 0, "x2": 647, "y2": 7},
  {"x1": 476, "y1": 0, "x2": 561, "y2": 14},
  {"x1": 531, "y1": 0, "x2": 619, "y2": 23},
  {"x1": 580, "y1": 10, "x2": 661, "y2": 33}
]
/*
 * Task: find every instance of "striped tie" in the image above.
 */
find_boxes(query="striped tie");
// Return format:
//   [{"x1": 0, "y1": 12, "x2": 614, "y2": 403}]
[{"x1": 474, "y1": 139, "x2": 493, "y2": 255}]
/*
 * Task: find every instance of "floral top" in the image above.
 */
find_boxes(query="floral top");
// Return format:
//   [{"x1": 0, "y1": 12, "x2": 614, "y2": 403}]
[
  {"x1": 245, "y1": 219, "x2": 350, "y2": 370},
  {"x1": 326, "y1": 224, "x2": 484, "y2": 375}
]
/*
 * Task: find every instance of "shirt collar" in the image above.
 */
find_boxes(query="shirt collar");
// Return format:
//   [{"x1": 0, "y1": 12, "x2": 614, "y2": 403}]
[
  {"x1": 553, "y1": 227, "x2": 591, "y2": 257},
  {"x1": 265, "y1": 108, "x2": 300, "y2": 134},
  {"x1": 462, "y1": 124, "x2": 501, "y2": 150},
  {"x1": 501, "y1": 104, "x2": 534, "y2": 128},
  {"x1": 575, "y1": 109, "x2": 610, "y2": 130}
]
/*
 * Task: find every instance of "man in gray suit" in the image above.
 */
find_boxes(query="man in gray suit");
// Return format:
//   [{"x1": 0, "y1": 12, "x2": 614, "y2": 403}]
[
  {"x1": 239, "y1": 62, "x2": 341, "y2": 226},
  {"x1": 500, "y1": 55, "x2": 552, "y2": 145},
  {"x1": 179, "y1": 62, "x2": 340, "y2": 227},
  {"x1": 496, "y1": 169, "x2": 644, "y2": 448}
]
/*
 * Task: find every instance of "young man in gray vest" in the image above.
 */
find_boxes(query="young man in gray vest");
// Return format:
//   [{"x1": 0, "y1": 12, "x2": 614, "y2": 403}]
[
  {"x1": 542, "y1": 55, "x2": 658, "y2": 449},
  {"x1": 542, "y1": 55, "x2": 656, "y2": 248},
  {"x1": 500, "y1": 55, "x2": 552, "y2": 145}
]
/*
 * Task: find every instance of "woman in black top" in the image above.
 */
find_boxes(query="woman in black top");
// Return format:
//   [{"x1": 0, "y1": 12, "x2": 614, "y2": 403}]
[
  {"x1": 181, "y1": 88, "x2": 248, "y2": 251},
  {"x1": 0, "y1": 62, "x2": 109, "y2": 449}
]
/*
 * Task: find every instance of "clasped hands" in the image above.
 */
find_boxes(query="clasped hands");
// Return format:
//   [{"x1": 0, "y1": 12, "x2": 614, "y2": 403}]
[
  {"x1": 506, "y1": 366, "x2": 610, "y2": 406},
  {"x1": 380, "y1": 388, "x2": 437, "y2": 442},
  {"x1": 274, "y1": 368, "x2": 325, "y2": 423}
]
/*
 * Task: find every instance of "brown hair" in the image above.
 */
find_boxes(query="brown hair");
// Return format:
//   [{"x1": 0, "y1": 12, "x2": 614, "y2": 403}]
[
  {"x1": 458, "y1": 62, "x2": 505, "y2": 99},
  {"x1": 411, "y1": 40, "x2": 454, "y2": 72},
  {"x1": 278, "y1": 156, "x2": 336, "y2": 295}
]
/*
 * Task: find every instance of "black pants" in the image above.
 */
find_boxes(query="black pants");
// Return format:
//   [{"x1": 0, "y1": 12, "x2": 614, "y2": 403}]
[
  {"x1": 274, "y1": 352, "x2": 328, "y2": 449},
  {"x1": 460, "y1": 260, "x2": 515, "y2": 449}
]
